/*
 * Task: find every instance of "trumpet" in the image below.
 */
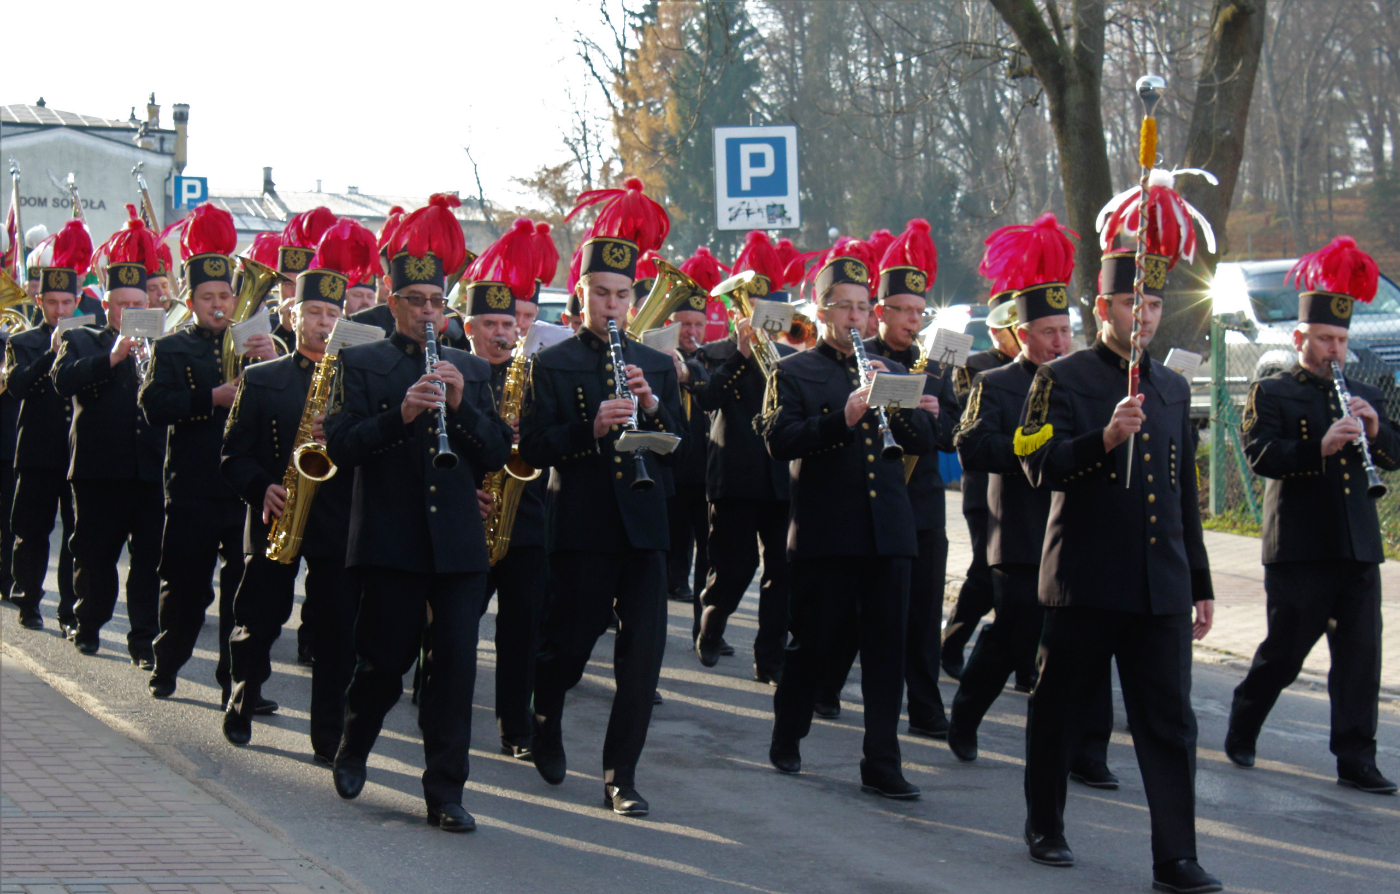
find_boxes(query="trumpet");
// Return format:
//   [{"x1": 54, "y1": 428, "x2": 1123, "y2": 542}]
[
  {"x1": 422, "y1": 321, "x2": 458, "y2": 469},
  {"x1": 1330, "y1": 361, "x2": 1387, "y2": 498},
  {"x1": 607, "y1": 318, "x2": 654, "y2": 491},
  {"x1": 850, "y1": 328, "x2": 902, "y2": 461}
]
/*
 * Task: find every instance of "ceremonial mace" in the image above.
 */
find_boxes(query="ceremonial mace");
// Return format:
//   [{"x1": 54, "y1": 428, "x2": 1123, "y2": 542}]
[{"x1": 1125, "y1": 74, "x2": 1165, "y2": 488}]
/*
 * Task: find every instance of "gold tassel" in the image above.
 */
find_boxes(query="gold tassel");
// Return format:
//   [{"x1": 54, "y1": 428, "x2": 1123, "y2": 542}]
[
  {"x1": 1139, "y1": 118, "x2": 1157, "y2": 169},
  {"x1": 1014, "y1": 424, "x2": 1054, "y2": 456}
]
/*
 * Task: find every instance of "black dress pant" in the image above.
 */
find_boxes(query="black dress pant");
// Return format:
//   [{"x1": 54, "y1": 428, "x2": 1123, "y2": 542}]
[
  {"x1": 481, "y1": 544, "x2": 549, "y2": 747},
  {"x1": 698, "y1": 497, "x2": 790, "y2": 668},
  {"x1": 1026, "y1": 607, "x2": 1198, "y2": 864},
  {"x1": 0, "y1": 457, "x2": 13, "y2": 599},
  {"x1": 533, "y1": 548, "x2": 667, "y2": 786},
  {"x1": 338, "y1": 567, "x2": 486, "y2": 809},
  {"x1": 151, "y1": 499, "x2": 246, "y2": 697},
  {"x1": 952, "y1": 565, "x2": 1113, "y2": 765},
  {"x1": 942, "y1": 508, "x2": 994, "y2": 667},
  {"x1": 1229, "y1": 560, "x2": 1382, "y2": 771},
  {"x1": 666, "y1": 482, "x2": 708, "y2": 601},
  {"x1": 10, "y1": 467, "x2": 75, "y2": 623},
  {"x1": 69, "y1": 479, "x2": 162, "y2": 654},
  {"x1": 774, "y1": 556, "x2": 910, "y2": 781}
]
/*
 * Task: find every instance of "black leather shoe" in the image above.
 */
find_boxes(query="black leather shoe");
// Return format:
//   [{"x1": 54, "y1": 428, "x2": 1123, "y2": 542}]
[
  {"x1": 222, "y1": 711, "x2": 252, "y2": 746},
  {"x1": 941, "y1": 656, "x2": 964, "y2": 680},
  {"x1": 668, "y1": 584, "x2": 693, "y2": 603},
  {"x1": 718, "y1": 638, "x2": 735, "y2": 656},
  {"x1": 769, "y1": 737, "x2": 801, "y2": 775},
  {"x1": 908, "y1": 715, "x2": 950, "y2": 740},
  {"x1": 604, "y1": 784, "x2": 650, "y2": 817},
  {"x1": 754, "y1": 663, "x2": 783, "y2": 685},
  {"x1": 1069, "y1": 761, "x2": 1119, "y2": 790},
  {"x1": 1025, "y1": 822, "x2": 1074, "y2": 867},
  {"x1": 251, "y1": 697, "x2": 278, "y2": 716},
  {"x1": 73, "y1": 637, "x2": 100, "y2": 655},
  {"x1": 695, "y1": 635, "x2": 722, "y2": 668},
  {"x1": 1152, "y1": 859, "x2": 1223, "y2": 893},
  {"x1": 313, "y1": 752, "x2": 334, "y2": 767},
  {"x1": 60, "y1": 620, "x2": 79, "y2": 641},
  {"x1": 296, "y1": 644, "x2": 315, "y2": 666},
  {"x1": 532, "y1": 728, "x2": 567, "y2": 785},
  {"x1": 148, "y1": 674, "x2": 176, "y2": 699},
  {"x1": 813, "y1": 697, "x2": 841, "y2": 719},
  {"x1": 861, "y1": 776, "x2": 921, "y2": 800},
  {"x1": 1012, "y1": 675, "x2": 1036, "y2": 694},
  {"x1": 501, "y1": 740, "x2": 533, "y2": 761},
  {"x1": 332, "y1": 761, "x2": 366, "y2": 799},
  {"x1": 427, "y1": 802, "x2": 477, "y2": 832},
  {"x1": 17, "y1": 609, "x2": 43, "y2": 630},
  {"x1": 1223, "y1": 730, "x2": 1256, "y2": 769},
  {"x1": 653, "y1": 690, "x2": 663, "y2": 706},
  {"x1": 1337, "y1": 764, "x2": 1398, "y2": 794},
  {"x1": 130, "y1": 651, "x2": 155, "y2": 671},
  {"x1": 946, "y1": 719, "x2": 978, "y2": 762}
]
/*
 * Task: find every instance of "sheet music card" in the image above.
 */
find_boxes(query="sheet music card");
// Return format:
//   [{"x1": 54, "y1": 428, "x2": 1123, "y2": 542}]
[
  {"x1": 119, "y1": 308, "x2": 165, "y2": 340},
  {"x1": 230, "y1": 310, "x2": 271, "y2": 355},
  {"x1": 1164, "y1": 348, "x2": 1203, "y2": 380},
  {"x1": 866, "y1": 372, "x2": 927, "y2": 410},
  {"x1": 326, "y1": 319, "x2": 387, "y2": 355},
  {"x1": 616, "y1": 430, "x2": 683, "y2": 455},
  {"x1": 521, "y1": 321, "x2": 573, "y2": 357},
  {"x1": 924, "y1": 328, "x2": 975, "y2": 370},
  {"x1": 749, "y1": 298, "x2": 795, "y2": 334},
  {"x1": 639, "y1": 324, "x2": 681, "y2": 355},
  {"x1": 57, "y1": 314, "x2": 95, "y2": 333}
]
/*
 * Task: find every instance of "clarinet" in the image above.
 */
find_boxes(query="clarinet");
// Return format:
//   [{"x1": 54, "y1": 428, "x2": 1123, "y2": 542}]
[
  {"x1": 607, "y1": 319, "x2": 654, "y2": 491},
  {"x1": 1330, "y1": 361, "x2": 1386, "y2": 498},
  {"x1": 849, "y1": 328, "x2": 903, "y2": 461},
  {"x1": 422, "y1": 322, "x2": 458, "y2": 470}
]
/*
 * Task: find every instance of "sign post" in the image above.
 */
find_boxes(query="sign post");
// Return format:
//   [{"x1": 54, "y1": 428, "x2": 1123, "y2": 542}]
[{"x1": 713, "y1": 125, "x2": 800, "y2": 231}]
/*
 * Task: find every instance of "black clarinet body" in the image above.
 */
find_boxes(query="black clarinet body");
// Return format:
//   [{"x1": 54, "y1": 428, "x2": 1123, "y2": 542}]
[
  {"x1": 423, "y1": 321, "x2": 459, "y2": 470},
  {"x1": 607, "y1": 319, "x2": 654, "y2": 491}
]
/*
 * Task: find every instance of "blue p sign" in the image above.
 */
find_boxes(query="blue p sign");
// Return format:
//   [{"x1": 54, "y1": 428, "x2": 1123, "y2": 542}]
[
  {"x1": 726, "y1": 138, "x2": 786, "y2": 196},
  {"x1": 714, "y1": 126, "x2": 800, "y2": 230},
  {"x1": 173, "y1": 176, "x2": 208, "y2": 209}
]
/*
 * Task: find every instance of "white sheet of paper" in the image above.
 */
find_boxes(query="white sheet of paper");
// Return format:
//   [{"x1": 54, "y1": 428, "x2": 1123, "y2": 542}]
[
  {"x1": 639, "y1": 324, "x2": 681, "y2": 354},
  {"x1": 230, "y1": 310, "x2": 271, "y2": 355},
  {"x1": 326, "y1": 319, "x2": 387, "y2": 356},
  {"x1": 749, "y1": 298, "x2": 795, "y2": 334},
  {"x1": 119, "y1": 308, "x2": 165, "y2": 340},
  {"x1": 616, "y1": 430, "x2": 682, "y2": 455},
  {"x1": 924, "y1": 327, "x2": 975, "y2": 370},
  {"x1": 1164, "y1": 348, "x2": 1203, "y2": 380},
  {"x1": 57, "y1": 314, "x2": 95, "y2": 333},
  {"x1": 866, "y1": 372, "x2": 927, "y2": 410},
  {"x1": 521, "y1": 321, "x2": 573, "y2": 357}
]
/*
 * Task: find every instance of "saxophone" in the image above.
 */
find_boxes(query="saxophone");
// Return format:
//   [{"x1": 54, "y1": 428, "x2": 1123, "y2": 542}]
[
  {"x1": 265, "y1": 353, "x2": 339, "y2": 564},
  {"x1": 483, "y1": 340, "x2": 540, "y2": 566},
  {"x1": 903, "y1": 340, "x2": 928, "y2": 483}
]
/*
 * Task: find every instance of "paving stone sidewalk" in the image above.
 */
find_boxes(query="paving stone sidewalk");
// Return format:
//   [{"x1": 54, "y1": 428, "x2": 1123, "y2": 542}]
[{"x1": 0, "y1": 654, "x2": 352, "y2": 894}]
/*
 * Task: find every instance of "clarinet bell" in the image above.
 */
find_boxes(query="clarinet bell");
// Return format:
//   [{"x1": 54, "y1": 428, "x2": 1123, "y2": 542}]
[
  {"x1": 630, "y1": 453, "x2": 655, "y2": 492},
  {"x1": 879, "y1": 434, "x2": 904, "y2": 462},
  {"x1": 1367, "y1": 474, "x2": 1387, "y2": 500}
]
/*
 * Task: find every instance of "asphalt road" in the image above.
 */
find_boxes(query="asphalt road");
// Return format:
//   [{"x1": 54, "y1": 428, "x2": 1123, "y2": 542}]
[{"x1": 3, "y1": 585, "x2": 1398, "y2": 894}]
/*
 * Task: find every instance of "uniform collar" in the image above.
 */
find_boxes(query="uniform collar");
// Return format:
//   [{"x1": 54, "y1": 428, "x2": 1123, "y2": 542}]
[
  {"x1": 578, "y1": 326, "x2": 625, "y2": 353},
  {"x1": 295, "y1": 353, "x2": 315, "y2": 370},
  {"x1": 1015, "y1": 353, "x2": 1039, "y2": 373},
  {"x1": 1091, "y1": 336, "x2": 1150, "y2": 379},
  {"x1": 816, "y1": 339, "x2": 854, "y2": 365},
  {"x1": 390, "y1": 330, "x2": 422, "y2": 357},
  {"x1": 872, "y1": 336, "x2": 914, "y2": 367},
  {"x1": 992, "y1": 347, "x2": 1012, "y2": 364},
  {"x1": 195, "y1": 324, "x2": 217, "y2": 341},
  {"x1": 491, "y1": 358, "x2": 511, "y2": 376},
  {"x1": 1291, "y1": 362, "x2": 1333, "y2": 391}
]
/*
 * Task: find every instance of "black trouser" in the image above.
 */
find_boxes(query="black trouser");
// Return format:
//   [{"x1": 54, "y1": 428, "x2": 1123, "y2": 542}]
[
  {"x1": 481, "y1": 544, "x2": 549, "y2": 747},
  {"x1": 1229, "y1": 560, "x2": 1382, "y2": 771},
  {"x1": 338, "y1": 567, "x2": 486, "y2": 809},
  {"x1": 69, "y1": 478, "x2": 162, "y2": 654},
  {"x1": 533, "y1": 548, "x2": 667, "y2": 786},
  {"x1": 1026, "y1": 607, "x2": 1198, "y2": 864},
  {"x1": 666, "y1": 482, "x2": 708, "y2": 601},
  {"x1": 952, "y1": 565, "x2": 1113, "y2": 765},
  {"x1": 151, "y1": 499, "x2": 245, "y2": 697},
  {"x1": 824, "y1": 528, "x2": 948, "y2": 727},
  {"x1": 227, "y1": 552, "x2": 359, "y2": 758},
  {"x1": 942, "y1": 508, "x2": 994, "y2": 668},
  {"x1": 698, "y1": 497, "x2": 790, "y2": 668},
  {"x1": 0, "y1": 456, "x2": 13, "y2": 598},
  {"x1": 10, "y1": 467, "x2": 75, "y2": 623},
  {"x1": 774, "y1": 556, "x2": 910, "y2": 782}
]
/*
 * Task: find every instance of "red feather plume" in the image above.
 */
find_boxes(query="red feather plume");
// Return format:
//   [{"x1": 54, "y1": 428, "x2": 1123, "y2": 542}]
[
  {"x1": 154, "y1": 240, "x2": 173, "y2": 276},
  {"x1": 313, "y1": 218, "x2": 379, "y2": 284},
  {"x1": 773, "y1": 238, "x2": 808, "y2": 289},
  {"x1": 389, "y1": 193, "x2": 467, "y2": 277},
  {"x1": 247, "y1": 231, "x2": 282, "y2": 269},
  {"x1": 377, "y1": 206, "x2": 406, "y2": 254},
  {"x1": 978, "y1": 213, "x2": 1078, "y2": 295},
  {"x1": 1095, "y1": 170, "x2": 1217, "y2": 268},
  {"x1": 823, "y1": 237, "x2": 879, "y2": 292},
  {"x1": 179, "y1": 203, "x2": 236, "y2": 260},
  {"x1": 866, "y1": 229, "x2": 895, "y2": 263},
  {"x1": 732, "y1": 231, "x2": 785, "y2": 287},
  {"x1": 880, "y1": 218, "x2": 938, "y2": 284},
  {"x1": 680, "y1": 247, "x2": 729, "y2": 293},
  {"x1": 281, "y1": 206, "x2": 337, "y2": 249},
  {"x1": 636, "y1": 250, "x2": 660, "y2": 282},
  {"x1": 97, "y1": 204, "x2": 159, "y2": 273},
  {"x1": 464, "y1": 217, "x2": 539, "y2": 299},
  {"x1": 51, "y1": 219, "x2": 93, "y2": 275},
  {"x1": 533, "y1": 221, "x2": 559, "y2": 286},
  {"x1": 566, "y1": 246, "x2": 583, "y2": 294},
  {"x1": 566, "y1": 177, "x2": 670, "y2": 253},
  {"x1": 1287, "y1": 236, "x2": 1379, "y2": 303}
]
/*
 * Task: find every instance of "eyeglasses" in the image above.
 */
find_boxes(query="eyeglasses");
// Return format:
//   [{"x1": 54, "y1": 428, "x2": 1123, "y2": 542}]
[
  {"x1": 395, "y1": 294, "x2": 448, "y2": 309},
  {"x1": 878, "y1": 304, "x2": 926, "y2": 318},
  {"x1": 823, "y1": 302, "x2": 871, "y2": 314}
]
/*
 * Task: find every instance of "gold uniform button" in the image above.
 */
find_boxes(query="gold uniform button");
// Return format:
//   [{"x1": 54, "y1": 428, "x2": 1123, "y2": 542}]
[
  {"x1": 615, "y1": 472, "x2": 624, "y2": 480},
  {"x1": 865, "y1": 438, "x2": 873, "y2": 446},
  {"x1": 869, "y1": 490, "x2": 877, "y2": 498},
  {"x1": 614, "y1": 456, "x2": 622, "y2": 464},
  {"x1": 611, "y1": 425, "x2": 619, "y2": 432},
  {"x1": 606, "y1": 378, "x2": 614, "y2": 387},
  {"x1": 429, "y1": 486, "x2": 437, "y2": 493},
  {"x1": 867, "y1": 454, "x2": 875, "y2": 462},
  {"x1": 1143, "y1": 453, "x2": 1151, "y2": 462},
  {"x1": 1341, "y1": 458, "x2": 1347, "y2": 465},
  {"x1": 1150, "y1": 515, "x2": 1157, "y2": 523},
  {"x1": 429, "y1": 505, "x2": 437, "y2": 513},
  {"x1": 1345, "y1": 487, "x2": 1351, "y2": 494},
  {"x1": 1142, "y1": 433, "x2": 1150, "y2": 441},
  {"x1": 1147, "y1": 475, "x2": 1154, "y2": 483},
  {"x1": 868, "y1": 472, "x2": 875, "y2": 480},
  {"x1": 862, "y1": 423, "x2": 870, "y2": 430},
  {"x1": 1150, "y1": 537, "x2": 1157, "y2": 545},
  {"x1": 1148, "y1": 493, "x2": 1156, "y2": 503},
  {"x1": 1344, "y1": 473, "x2": 1350, "y2": 480}
]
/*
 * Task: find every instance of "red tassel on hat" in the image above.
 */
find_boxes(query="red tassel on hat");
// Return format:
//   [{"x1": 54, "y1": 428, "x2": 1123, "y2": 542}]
[
  {"x1": 1287, "y1": 236, "x2": 1378, "y2": 303},
  {"x1": 313, "y1": 218, "x2": 379, "y2": 283},
  {"x1": 1096, "y1": 169, "x2": 1217, "y2": 268},
  {"x1": 464, "y1": 217, "x2": 538, "y2": 299},
  {"x1": 533, "y1": 221, "x2": 559, "y2": 286},
  {"x1": 247, "y1": 232, "x2": 282, "y2": 269},
  {"x1": 680, "y1": 247, "x2": 729, "y2": 293},
  {"x1": 154, "y1": 240, "x2": 173, "y2": 277},
  {"x1": 881, "y1": 218, "x2": 938, "y2": 284},
  {"x1": 733, "y1": 231, "x2": 785, "y2": 287},
  {"x1": 179, "y1": 203, "x2": 236, "y2": 261},
  {"x1": 50, "y1": 219, "x2": 93, "y2": 275},
  {"x1": 978, "y1": 213, "x2": 1078, "y2": 295},
  {"x1": 867, "y1": 229, "x2": 895, "y2": 263},
  {"x1": 377, "y1": 206, "x2": 406, "y2": 254},
  {"x1": 388, "y1": 193, "x2": 467, "y2": 276},
  {"x1": 96, "y1": 204, "x2": 158, "y2": 272},
  {"x1": 566, "y1": 177, "x2": 670, "y2": 253}
]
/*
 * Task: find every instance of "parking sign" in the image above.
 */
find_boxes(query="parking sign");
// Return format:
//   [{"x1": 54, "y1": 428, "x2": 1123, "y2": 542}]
[
  {"x1": 714, "y1": 126, "x2": 800, "y2": 230},
  {"x1": 173, "y1": 175, "x2": 208, "y2": 209}
]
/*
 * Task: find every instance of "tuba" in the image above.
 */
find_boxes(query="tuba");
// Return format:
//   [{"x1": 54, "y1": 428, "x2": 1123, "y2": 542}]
[
  {"x1": 265, "y1": 351, "x2": 339, "y2": 563},
  {"x1": 221, "y1": 256, "x2": 282, "y2": 382},
  {"x1": 0, "y1": 269, "x2": 35, "y2": 335},
  {"x1": 630, "y1": 257, "x2": 703, "y2": 334},
  {"x1": 483, "y1": 335, "x2": 541, "y2": 565}
]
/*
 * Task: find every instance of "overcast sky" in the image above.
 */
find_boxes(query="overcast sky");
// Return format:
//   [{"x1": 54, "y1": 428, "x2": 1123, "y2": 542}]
[{"x1": 9, "y1": 0, "x2": 619, "y2": 207}]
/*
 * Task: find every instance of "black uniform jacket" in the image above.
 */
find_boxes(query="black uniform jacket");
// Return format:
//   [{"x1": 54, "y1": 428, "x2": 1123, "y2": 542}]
[
  {"x1": 866, "y1": 335, "x2": 959, "y2": 531},
  {"x1": 518, "y1": 327, "x2": 685, "y2": 554},
  {"x1": 954, "y1": 355, "x2": 1050, "y2": 567},
  {"x1": 955, "y1": 347, "x2": 1013, "y2": 514},
  {"x1": 0, "y1": 332, "x2": 15, "y2": 473},
  {"x1": 325, "y1": 332, "x2": 511, "y2": 574},
  {"x1": 1242, "y1": 363, "x2": 1400, "y2": 565},
  {"x1": 696, "y1": 335, "x2": 794, "y2": 501},
  {"x1": 670, "y1": 347, "x2": 711, "y2": 488},
  {"x1": 764, "y1": 340, "x2": 934, "y2": 560},
  {"x1": 221, "y1": 352, "x2": 353, "y2": 559},
  {"x1": 350, "y1": 303, "x2": 396, "y2": 337},
  {"x1": 5, "y1": 324, "x2": 73, "y2": 471},
  {"x1": 488, "y1": 358, "x2": 546, "y2": 550},
  {"x1": 53, "y1": 324, "x2": 165, "y2": 484},
  {"x1": 139, "y1": 325, "x2": 240, "y2": 504},
  {"x1": 1018, "y1": 339, "x2": 1212, "y2": 614}
]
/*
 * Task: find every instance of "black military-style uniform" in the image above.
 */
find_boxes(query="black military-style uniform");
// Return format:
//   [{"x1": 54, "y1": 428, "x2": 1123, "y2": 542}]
[
  {"x1": 1229, "y1": 364, "x2": 1400, "y2": 774},
  {"x1": 52, "y1": 324, "x2": 165, "y2": 658},
  {"x1": 764, "y1": 340, "x2": 934, "y2": 785},
  {"x1": 5, "y1": 324, "x2": 75, "y2": 626},
  {"x1": 481, "y1": 357, "x2": 550, "y2": 753},
  {"x1": 519, "y1": 327, "x2": 684, "y2": 787},
  {"x1": 1019, "y1": 337, "x2": 1212, "y2": 865},
  {"x1": 694, "y1": 335, "x2": 796, "y2": 675},
  {"x1": 221, "y1": 352, "x2": 358, "y2": 758},
  {"x1": 942, "y1": 347, "x2": 1014, "y2": 674},
  {"x1": 326, "y1": 332, "x2": 510, "y2": 810},
  {"x1": 0, "y1": 332, "x2": 17, "y2": 602},
  {"x1": 665, "y1": 346, "x2": 710, "y2": 613},
  {"x1": 350, "y1": 303, "x2": 395, "y2": 337},
  {"x1": 140, "y1": 324, "x2": 246, "y2": 698}
]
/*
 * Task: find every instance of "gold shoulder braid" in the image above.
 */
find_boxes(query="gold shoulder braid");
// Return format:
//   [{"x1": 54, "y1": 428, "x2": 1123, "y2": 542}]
[
  {"x1": 1013, "y1": 372, "x2": 1055, "y2": 456},
  {"x1": 955, "y1": 365, "x2": 971, "y2": 399},
  {"x1": 224, "y1": 378, "x2": 246, "y2": 437},
  {"x1": 953, "y1": 379, "x2": 984, "y2": 440},
  {"x1": 1241, "y1": 383, "x2": 1260, "y2": 433},
  {"x1": 753, "y1": 368, "x2": 782, "y2": 437},
  {"x1": 326, "y1": 359, "x2": 346, "y2": 417}
]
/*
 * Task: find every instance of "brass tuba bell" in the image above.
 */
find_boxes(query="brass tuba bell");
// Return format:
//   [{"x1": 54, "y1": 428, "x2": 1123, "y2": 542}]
[
  {"x1": 629, "y1": 257, "x2": 706, "y2": 335},
  {"x1": 0, "y1": 268, "x2": 37, "y2": 335},
  {"x1": 221, "y1": 255, "x2": 284, "y2": 382}
]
